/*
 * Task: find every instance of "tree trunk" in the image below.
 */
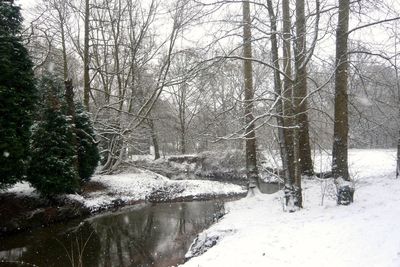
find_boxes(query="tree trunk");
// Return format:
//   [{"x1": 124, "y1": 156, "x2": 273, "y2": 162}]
[
  {"x1": 332, "y1": 0, "x2": 350, "y2": 181},
  {"x1": 180, "y1": 129, "x2": 186, "y2": 154},
  {"x1": 242, "y1": 0, "x2": 259, "y2": 194},
  {"x1": 294, "y1": 0, "x2": 313, "y2": 176},
  {"x1": 266, "y1": 0, "x2": 289, "y2": 182},
  {"x1": 282, "y1": 0, "x2": 295, "y2": 183},
  {"x1": 282, "y1": 0, "x2": 302, "y2": 209},
  {"x1": 397, "y1": 132, "x2": 400, "y2": 178},
  {"x1": 54, "y1": 2, "x2": 68, "y2": 81},
  {"x1": 332, "y1": 0, "x2": 354, "y2": 205},
  {"x1": 60, "y1": 19, "x2": 68, "y2": 81},
  {"x1": 148, "y1": 119, "x2": 160, "y2": 160},
  {"x1": 83, "y1": 0, "x2": 90, "y2": 111}
]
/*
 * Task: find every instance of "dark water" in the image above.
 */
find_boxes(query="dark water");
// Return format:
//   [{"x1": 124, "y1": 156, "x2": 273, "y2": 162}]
[{"x1": 0, "y1": 201, "x2": 225, "y2": 267}]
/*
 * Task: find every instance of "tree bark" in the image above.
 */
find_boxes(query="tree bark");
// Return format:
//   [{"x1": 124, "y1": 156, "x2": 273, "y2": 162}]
[
  {"x1": 83, "y1": 0, "x2": 90, "y2": 110},
  {"x1": 397, "y1": 131, "x2": 400, "y2": 178},
  {"x1": 282, "y1": 0, "x2": 302, "y2": 209},
  {"x1": 294, "y1": 0, "x2": 314, "y2": 176},
  {"x1": 332, "y1": 0, "x2": 350, "y2": 181},
  {"x1": 266, "y1": 0, "x2": 289, "y2": 182},
  {"x1": 148, "y1": 119, "x2": 160, "y2": 160},
  {"x1": 242, "y1": 0, "x2": 259, "y2": 192},
  {"x1": 332, "y1": 0, "x2": 354, "y2": 205},
  {"x1": 53, "y1": 1, "x2": 68, "y2": 81},
  {"x1": 282, "y1": 0, "x2": 295, "y2": 183},
  {"x1": 60, "y1": 17, "x2": 68, "y2": 81}
]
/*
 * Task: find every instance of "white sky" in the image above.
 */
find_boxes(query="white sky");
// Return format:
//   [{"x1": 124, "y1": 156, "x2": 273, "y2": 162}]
[
  {"x1": 14, "y1": 0, "x2": 400, "y2": 65},
  {"x1": 15, "y1": 0, "x2": 35, "y2": 10}
]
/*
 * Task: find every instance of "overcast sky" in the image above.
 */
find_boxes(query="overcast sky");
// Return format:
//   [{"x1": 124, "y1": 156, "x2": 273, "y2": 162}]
[
  {"x1": 15, "y1": 0, "x2": 35, "y2": 20},
  {"x1": 13, "y1": 0, "x2": 400, "y2": 63}
]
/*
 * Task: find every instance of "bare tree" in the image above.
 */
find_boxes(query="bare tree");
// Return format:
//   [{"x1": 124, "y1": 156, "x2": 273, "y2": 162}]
[
  {"x1": 242, "y1": 0, "x2": 260, "y2": 194},
  {"x1": 332, "y1": 0, "x2": 354, "y2": 205},
  {"x1": 294, "y1": 0, "x2": 315, "y2": 176},
  {"x1": 83, "y1": 0, "x2": 90, "y2": 110}
]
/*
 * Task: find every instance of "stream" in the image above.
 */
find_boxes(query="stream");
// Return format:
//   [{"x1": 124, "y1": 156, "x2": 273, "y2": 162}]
[{"x1": 0, "y1": 200, "x2": 225, "y2": 267}]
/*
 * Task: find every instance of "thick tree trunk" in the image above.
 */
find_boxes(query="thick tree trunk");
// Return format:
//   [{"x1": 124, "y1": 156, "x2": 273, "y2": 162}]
[
  {"x1": 294, "y1": 0, "x2": 314, "y2": 177},
  {"x1": 83, "y1": 0, "x2": 90, "y2": 110},
  {"x1": 282, "y1": 0, "x2": 302, "y2": 209},
  {"x1": 266, "y1": 0, "x2": 289, "y2": 182},
  {"x1": 332, "y1": 0, "x2": 350, "y2": 181},
  {"x1": 242, "y1": 0, "x2": 259, "y2": 193},
  {"x1": 333, "y1": 0, "x2": 354, "y2": 205},
  {"x1": 282, "y1": 0, "x2": 295, "y2": 183}
]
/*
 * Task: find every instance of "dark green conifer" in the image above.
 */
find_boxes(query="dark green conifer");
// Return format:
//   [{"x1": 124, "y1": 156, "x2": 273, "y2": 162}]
[
  {"x1": 0, "y1": 1, "x2": 36, "y2": 188},
  {"x1": 28, "y1": 76, "x2": 79, "y2": 196},
  {"x1": 75, "y1": 103, "x2": 100, "y2": 182}
]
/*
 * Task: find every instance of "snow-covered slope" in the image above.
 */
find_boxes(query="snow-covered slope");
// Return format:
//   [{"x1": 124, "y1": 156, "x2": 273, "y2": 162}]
[{"x1": 182, "y1": 149, "x2": 400, "y2": 267}]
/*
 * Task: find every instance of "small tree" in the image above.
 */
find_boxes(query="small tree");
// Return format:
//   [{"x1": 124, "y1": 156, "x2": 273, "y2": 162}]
[
  {"x1": 75, "y1": 103, "x2": 100, "y2": 182},
  {"x1": 28, "y1": 76, "x2": 79, "y2": 196},
  {"x1": 0, "y1": 1, "x2": 37, "y2": 188}
]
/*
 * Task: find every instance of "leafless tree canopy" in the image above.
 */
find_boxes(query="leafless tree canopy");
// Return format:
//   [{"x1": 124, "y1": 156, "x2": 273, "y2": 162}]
[{"x1": 24, "y1": 0, "x2": 400, "y2": 185}]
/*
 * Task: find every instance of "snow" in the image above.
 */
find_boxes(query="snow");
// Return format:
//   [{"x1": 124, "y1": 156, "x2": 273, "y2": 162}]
[
  {"x1": 4, "y1": 181, "x2": 38, "y2": 197},
  {"x1": 356, "y1": 96, "x2": 373, "y2": 106},
  {"x1": 3, "y1": 149, "x2": 399, "y2": 266},
  {"x1": 69, "y1": 168, "x2": 245, "y2": 212},
  {"x1": 182, "y1": 149, "x2": 400, "y2": 267}
]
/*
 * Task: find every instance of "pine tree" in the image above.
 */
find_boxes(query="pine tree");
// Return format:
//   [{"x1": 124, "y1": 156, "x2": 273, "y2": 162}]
[
  {"x1": 75, "y1": 103, "x2": 100, "y2": 182},
  {"x1": 28, "y1": 76, "x2": 79, "y2": 196},
  {"x1": 0, "y1": 1, "x2": 37, "y2": 188}
]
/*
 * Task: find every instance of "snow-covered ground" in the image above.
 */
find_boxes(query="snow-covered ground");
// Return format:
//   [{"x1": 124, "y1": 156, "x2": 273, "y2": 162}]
[
  {"x1": 70, "y1": 169, "x2": 245, "y2": 211},
  {"x1": 182, "y1": 149, "x2": 400, "y2": 267}
]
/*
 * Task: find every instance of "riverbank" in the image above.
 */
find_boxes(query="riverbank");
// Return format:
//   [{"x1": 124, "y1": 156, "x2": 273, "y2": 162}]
[
  {"x1": 0, "y1": 168, "x2": 246, "y2": 236},
  {"x1": 182, "y1": 149, "x2": 400, "y2": 267}
]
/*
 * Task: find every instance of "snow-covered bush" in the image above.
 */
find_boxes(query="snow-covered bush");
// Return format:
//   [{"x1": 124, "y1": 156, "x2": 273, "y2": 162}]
[
  {"x1": 196, "y1": 149, "x2": 267, "y2": 180},
  {"x1": 197, "y1": 150, "x2": 246, "y2": 174}
]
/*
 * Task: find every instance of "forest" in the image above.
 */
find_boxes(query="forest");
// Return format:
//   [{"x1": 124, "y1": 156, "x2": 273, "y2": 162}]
[{"x1": 1, "y1": 0, "x2": 400, "y2": 266}]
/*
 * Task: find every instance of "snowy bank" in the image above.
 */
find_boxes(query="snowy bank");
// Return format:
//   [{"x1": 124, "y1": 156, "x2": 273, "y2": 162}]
[
  {"x1": 182, "y1": 149, "x2": 400, "y2": 267},
  {"x1": 66, "y1": 169, "x2": 246, "y2": 212}
]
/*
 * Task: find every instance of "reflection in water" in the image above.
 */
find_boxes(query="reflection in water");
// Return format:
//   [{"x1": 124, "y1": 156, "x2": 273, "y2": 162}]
[
  {"x1": 0, "y1": 201, "x2": 224, "y2": 267},
  {"x1": 1, "y1": 221, "x2": 101, "y2": 267}
]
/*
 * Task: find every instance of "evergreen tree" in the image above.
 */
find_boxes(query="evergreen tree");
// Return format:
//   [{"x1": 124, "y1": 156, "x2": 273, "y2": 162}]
[
  {"x1": 0, "y1": 1, "x2": 36, "y2": 188},
  {"x1": 75, "y1": 103, "x2": 100, "y2": 182},
  {"x1": 28, "y1": 76, "x2": 79, "y2": 196}
]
